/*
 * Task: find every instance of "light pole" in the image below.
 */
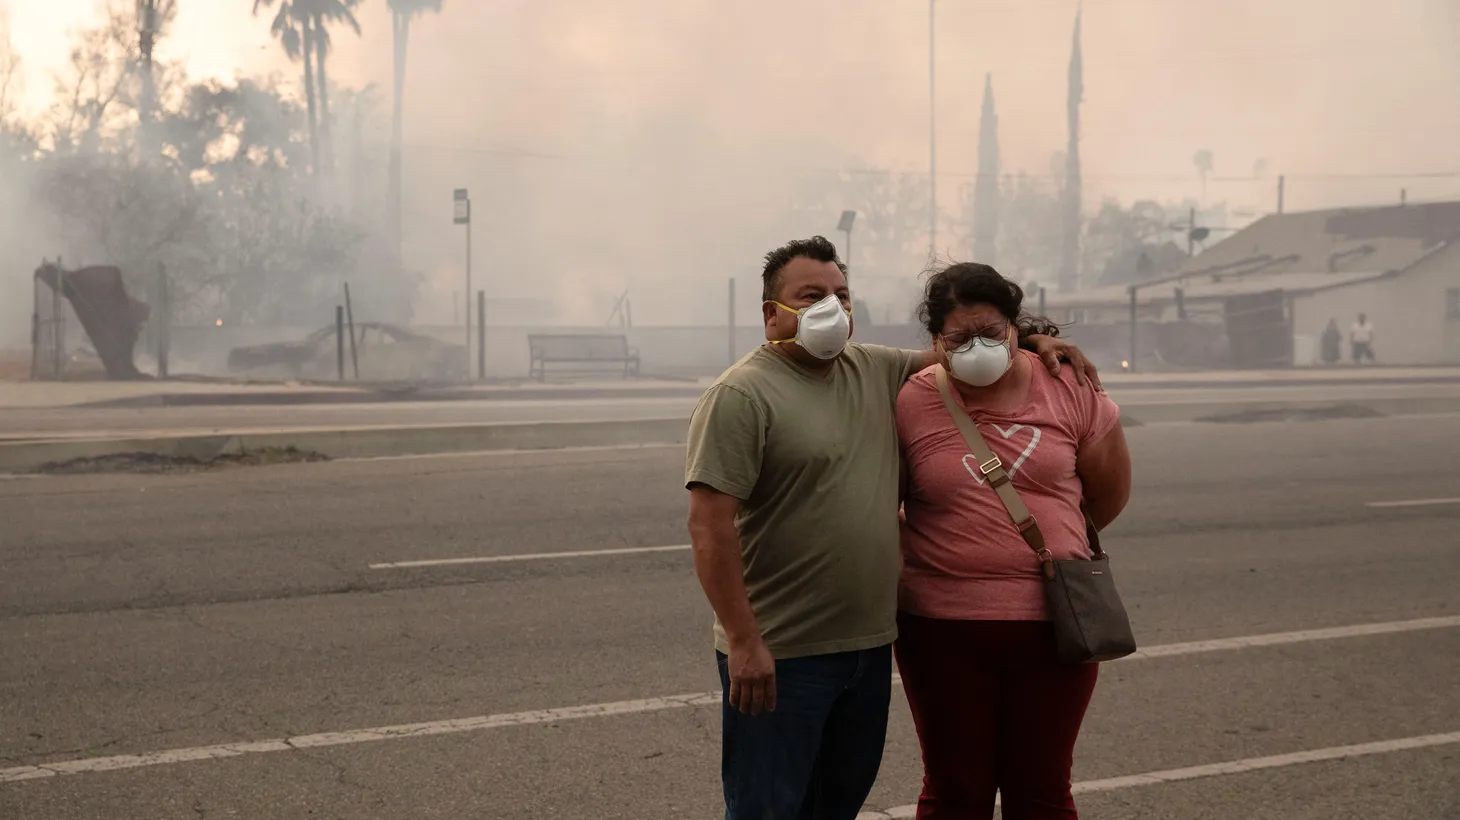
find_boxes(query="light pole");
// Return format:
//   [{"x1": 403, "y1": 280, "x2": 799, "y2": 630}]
[
  {"x1": 928, "y1": 0, "x2": 937, "y2": 255},
  {"x1": 453, "y1": 188, "x2": 472, "y2": 379},
  {"x1": 838, "y1": 210, "x2": 857, "y2": 273}
]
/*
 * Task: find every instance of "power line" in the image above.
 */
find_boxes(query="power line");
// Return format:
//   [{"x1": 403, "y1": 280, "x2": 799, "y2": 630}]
[{"x1": 398, "y1": 142, "x2": 1460, "y2": 184}]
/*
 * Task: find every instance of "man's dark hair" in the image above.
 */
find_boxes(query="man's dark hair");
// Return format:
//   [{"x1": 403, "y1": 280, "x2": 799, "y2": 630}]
[
  {"x1": 762, "y1": 236, "x2": 847, "y2": 302},
  {"x1": 918, "y1": 261, "x2": 1062, "y2": 339}
]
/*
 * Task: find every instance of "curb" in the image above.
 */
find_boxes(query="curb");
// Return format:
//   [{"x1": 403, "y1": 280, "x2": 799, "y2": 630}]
[
  {"x1": 0, "y1": 417, "x2": 691, "y2": 474},
  {"x1": 62, "y1": 373, "x2": 1460, "y2": 409},
  {"x1": 76, "y1": 385, "x2": 710, "y2": 409},
  {"x1": 1108, "y1": 395, "x2": 1460, "y2": 424},
  {"x1": 4, "y1": 395, "x2": 1459, "y2": 475}
]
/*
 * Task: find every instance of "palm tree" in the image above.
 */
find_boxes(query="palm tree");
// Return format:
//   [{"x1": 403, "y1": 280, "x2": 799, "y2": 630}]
[
  {"x1": 253, "y1": 0, "x2": 318, "y2": 175},
  {"x1": 386, "y1": 0, "x2": 443, "y2": 256},
  {"x1": 298, "y1": 0, "x2": 362, "y2": 184},
  {"x1": 1193, "y1": 149, "x2": 1214, "y2": 204}
]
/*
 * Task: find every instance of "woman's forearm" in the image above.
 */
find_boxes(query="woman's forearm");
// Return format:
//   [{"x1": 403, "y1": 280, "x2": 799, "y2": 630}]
[{"x1": 1082, "y1": 491, "x2": 1128, "y2": 531}]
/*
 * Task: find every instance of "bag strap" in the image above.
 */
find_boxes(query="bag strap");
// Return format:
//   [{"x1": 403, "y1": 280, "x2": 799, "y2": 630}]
[{"x1": 935, "y1": 367, "x2": 1056, "y2": 579}]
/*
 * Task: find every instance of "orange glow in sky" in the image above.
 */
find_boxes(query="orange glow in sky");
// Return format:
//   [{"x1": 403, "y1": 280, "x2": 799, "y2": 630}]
[{"x1": 4, "y1": 0, "x2": 281, "y2": 115}]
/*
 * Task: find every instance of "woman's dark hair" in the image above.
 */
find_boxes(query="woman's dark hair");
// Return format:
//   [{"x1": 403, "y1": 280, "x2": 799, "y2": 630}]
[{"x1": 918, "y1": 261, "x2": 1062, "y2": 339}]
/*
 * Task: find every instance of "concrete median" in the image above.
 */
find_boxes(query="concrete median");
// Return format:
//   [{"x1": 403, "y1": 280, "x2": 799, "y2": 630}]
[
  {"x1": 0, "y1": 417, "x2": 692, "y2": 474},
  {"x1": 5, "y1": 389, "x2": 1460, "y2": 474}
]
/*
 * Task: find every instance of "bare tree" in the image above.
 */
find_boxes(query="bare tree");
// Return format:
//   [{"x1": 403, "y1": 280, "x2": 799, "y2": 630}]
[
  {"x1": 34, "y1": 151, "x2": 203, "y2": 289},
  {"x1": 45, "y1": 1, "x2": 175, "y2": 155},
  {"x1": 0, "y1": 10, "x2": 19, "y2": 126},
  {"x1": 998, "y1": 170, "x2": 1063, "y2": 287}
]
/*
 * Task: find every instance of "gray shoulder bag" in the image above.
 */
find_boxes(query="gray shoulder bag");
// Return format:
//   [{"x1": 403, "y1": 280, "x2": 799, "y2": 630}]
[{"x1": 935, "y1": 367, "x2": 1136, "y2": 664}]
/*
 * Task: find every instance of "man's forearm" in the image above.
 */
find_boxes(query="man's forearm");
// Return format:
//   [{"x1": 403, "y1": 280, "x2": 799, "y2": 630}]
[{"x1": 689, "y1": 521, "x2": 761, "y2": 646}]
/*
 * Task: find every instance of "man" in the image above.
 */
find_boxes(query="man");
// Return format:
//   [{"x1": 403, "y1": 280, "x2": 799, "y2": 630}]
[
  {"x1": 684, "y1": 237, "x2": 1098, "y2": 819},
  {"x1": 1351, "y1": 312, "x2": 1376, "y2": 363}
]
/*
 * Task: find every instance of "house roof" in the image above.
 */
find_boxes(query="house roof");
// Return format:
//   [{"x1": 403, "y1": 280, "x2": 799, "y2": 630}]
[
  {"x1": 1044, "y1": 270, "x2": 1391, "y2": 310},
  {"x1": 1050, "y1": 200, "x2": 1460, "y2": 309}
]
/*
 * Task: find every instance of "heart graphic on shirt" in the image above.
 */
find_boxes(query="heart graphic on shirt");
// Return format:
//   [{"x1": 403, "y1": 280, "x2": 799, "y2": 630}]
[{"x1": 961, "y1": 424, "x2": 1042, "y2": 486}]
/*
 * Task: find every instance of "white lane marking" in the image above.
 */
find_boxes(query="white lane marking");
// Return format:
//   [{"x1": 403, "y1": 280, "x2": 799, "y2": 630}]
[
  {"x1": 369, "y1": 544, "x2": 691, "y2": 569},
  {"x1": 1126, "y1": 615, "x2": 1460, "y2": 659},
  {"x1": 1366, "y1": 497, "x2": 1460, "y2": 508},
  {"x1": 0, "y1": 693, "x2": 721, "y2": 783},
  {"x1": 2, "y1": 615, "x2": 1456, "y2": 785},
  {"x1": 855, "y1": 730, "x2": 1460, "y2": 819}
]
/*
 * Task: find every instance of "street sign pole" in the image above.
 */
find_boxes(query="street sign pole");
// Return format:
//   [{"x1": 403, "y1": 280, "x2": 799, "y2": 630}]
[{"x1": 454, "y1": 189, "x2": 472, "y2": 380}]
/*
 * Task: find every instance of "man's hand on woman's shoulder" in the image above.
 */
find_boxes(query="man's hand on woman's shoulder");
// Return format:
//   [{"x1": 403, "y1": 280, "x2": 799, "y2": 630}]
[{"x1": 1026, "y1": 334, "x2": 1102, "y2": 390}]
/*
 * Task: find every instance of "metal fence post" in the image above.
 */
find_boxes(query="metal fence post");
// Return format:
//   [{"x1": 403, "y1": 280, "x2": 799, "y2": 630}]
[
  {"x1": 336, "y1": 306, "x2": 346, "y2": 381},
  {"x1": 477, "y1": 290, "x2": 486, "y2": 380}
]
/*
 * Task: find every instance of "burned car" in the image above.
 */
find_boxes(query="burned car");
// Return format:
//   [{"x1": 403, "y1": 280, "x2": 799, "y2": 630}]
[{"x1": 226, "y1": 323, "x2": 467, "y2": 382}]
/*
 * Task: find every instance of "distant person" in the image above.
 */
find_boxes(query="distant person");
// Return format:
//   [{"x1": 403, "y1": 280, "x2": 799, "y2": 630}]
[
  {"x1": 895, "y1": 262, "x2": 1132, "y2": 819},
  {"x1": 1321, "y1": 319, "x2": 1342, "y2": 365},
  {"x1": 684, "y1": 237, "x2": 1098, "y2": 820},
  {"x1": 1350, "y1": 313, "x2": 1376, "y2": 363}
]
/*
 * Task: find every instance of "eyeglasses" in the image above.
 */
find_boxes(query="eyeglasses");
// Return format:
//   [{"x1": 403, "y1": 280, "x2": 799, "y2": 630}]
[{"x1": 941, "y1": 323, "x2": 1010, "y2": 352}]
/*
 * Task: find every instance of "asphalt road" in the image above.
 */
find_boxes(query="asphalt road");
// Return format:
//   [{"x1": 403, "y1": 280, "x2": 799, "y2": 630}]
[
  {"x1": 4, "y1": 381, "x2": 1460, "y2": 438},
  {"x1": 1, "y1": 415, "x2": 1458, "y2": 819}
]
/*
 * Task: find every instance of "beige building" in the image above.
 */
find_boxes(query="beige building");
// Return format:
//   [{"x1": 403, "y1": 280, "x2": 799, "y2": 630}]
[{"x1": 1046, "y1": 201, "x2": 1460, "y2": 368}]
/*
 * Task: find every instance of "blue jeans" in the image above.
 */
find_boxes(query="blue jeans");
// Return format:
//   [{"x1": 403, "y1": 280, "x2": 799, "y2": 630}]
[{"x1": 716, "y1": 644, "x2": 893, "y2": 820}]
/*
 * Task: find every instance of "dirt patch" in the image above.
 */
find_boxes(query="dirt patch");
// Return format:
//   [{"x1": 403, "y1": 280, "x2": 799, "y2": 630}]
[
  {"x1": 1196, "y1": 404, "x2": 1386, "y2": 424},
  {"x1": 34, "y1": 447, "x2": 330, "y2": 475}
]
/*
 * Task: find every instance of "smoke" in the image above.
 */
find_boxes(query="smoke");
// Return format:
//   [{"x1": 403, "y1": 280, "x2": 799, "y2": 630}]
[
  {"x1": 312, "y1": 0, "x2": 1460, "y2": 325},
  {"x1": 3, "y1": 0, "x2": 1458, "y2": 349}
]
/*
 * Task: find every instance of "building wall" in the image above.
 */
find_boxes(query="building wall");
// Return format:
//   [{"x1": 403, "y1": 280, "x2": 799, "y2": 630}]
[
  {"x1": 1292, "y1": 243, "x2": 1460, "y2": 365},
  {"x1": 160, "y1": 321, "x2": 929, "y2": 381}
]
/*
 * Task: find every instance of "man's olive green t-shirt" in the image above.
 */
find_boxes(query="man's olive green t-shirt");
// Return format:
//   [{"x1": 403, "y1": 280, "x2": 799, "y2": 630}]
[{"x1": 684, "y1": 343, "x2": 922, "y2": 659}]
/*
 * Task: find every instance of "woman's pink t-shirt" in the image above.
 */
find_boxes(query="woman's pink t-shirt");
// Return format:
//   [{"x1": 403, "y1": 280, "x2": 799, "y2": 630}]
[{"x1": 897, "y1": 351, "x2": 1121, "y2": 621}]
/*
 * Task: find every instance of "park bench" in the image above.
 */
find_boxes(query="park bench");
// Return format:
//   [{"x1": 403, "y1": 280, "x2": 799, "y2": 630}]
[{"x1": 527, "y1": 333, "x2": 641, "y2": 381}]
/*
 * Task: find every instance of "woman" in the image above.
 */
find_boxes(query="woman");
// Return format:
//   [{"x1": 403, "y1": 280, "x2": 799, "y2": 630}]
[{"x1": 894, "y1": 262, "x2": 1132, "y2": 820}]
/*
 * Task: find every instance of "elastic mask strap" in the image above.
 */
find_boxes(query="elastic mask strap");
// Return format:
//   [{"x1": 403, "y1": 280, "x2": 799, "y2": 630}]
[{"x1": 768, "y1": 301, "x2": 802, "y2": 346}]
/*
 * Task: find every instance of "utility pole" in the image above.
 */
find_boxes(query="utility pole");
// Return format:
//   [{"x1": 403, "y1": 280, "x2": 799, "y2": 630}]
[
  {"x1": 928, "y1": 0, "x2": 937, "y2": 255},
  {"x1": 1187, "y1": 207, "x2": 1196, "y2": 256},
  {"x1": 1277, "y1": 175, "x2": 1285, "y2": 215},
  {"x1": 727, "y1": 278, "x2": 736, "y2": 366},
  {"x1": 838, "y1": 210, "x2": 857, "y2": 274},
  {"x1": 454, "y1": 189, "x2": 472, "y2": 380},
  {"x1": 137, "y1": 0, "x2": 158, "y2": 159}
]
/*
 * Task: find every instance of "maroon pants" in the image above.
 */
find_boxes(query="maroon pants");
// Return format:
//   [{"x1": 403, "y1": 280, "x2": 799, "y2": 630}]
[{"x1": 894, "y1": 614, "x2": 1099, "y2": 820}]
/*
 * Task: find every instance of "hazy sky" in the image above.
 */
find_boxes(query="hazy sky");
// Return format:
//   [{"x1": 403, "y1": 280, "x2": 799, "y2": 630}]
[{"x1": 5, "y1": 0, "x2": 1459, "y2": 323}]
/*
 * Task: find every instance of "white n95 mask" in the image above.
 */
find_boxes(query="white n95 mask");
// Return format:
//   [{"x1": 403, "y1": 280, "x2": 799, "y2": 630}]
[
  {"x1": 770, "y1": 295, "x2": 852, "y2": 360},
  {"x1": 947, "y1": 329, "x2": 1013, "y2": 387}
]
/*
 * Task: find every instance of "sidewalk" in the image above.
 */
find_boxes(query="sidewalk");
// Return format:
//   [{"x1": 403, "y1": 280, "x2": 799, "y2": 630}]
[
  {"x1": 4, "y1": 366, "x2": 1460, "y2": 410},
  {"x1": 4, "y1": 376, "x2": 1460, "y2": 473},
  {"x1": 1101, "y1": 365, "x2": 1460, "y2": 389},
  {"x1": 0, "y1": 376, "x2": 714, "y2": 410}
]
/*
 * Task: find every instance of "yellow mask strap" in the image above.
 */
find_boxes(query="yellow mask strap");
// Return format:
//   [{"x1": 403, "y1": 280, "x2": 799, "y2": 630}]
[
  {"x1": 771, "y1": 300, "x2": 852, "y2": 317},
  {"x1": 767, "y1": 300, "x2": 851, "y2": 345},
  {"x1": 768, "y1": 302, "x2": 802, "y2": 345}
]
